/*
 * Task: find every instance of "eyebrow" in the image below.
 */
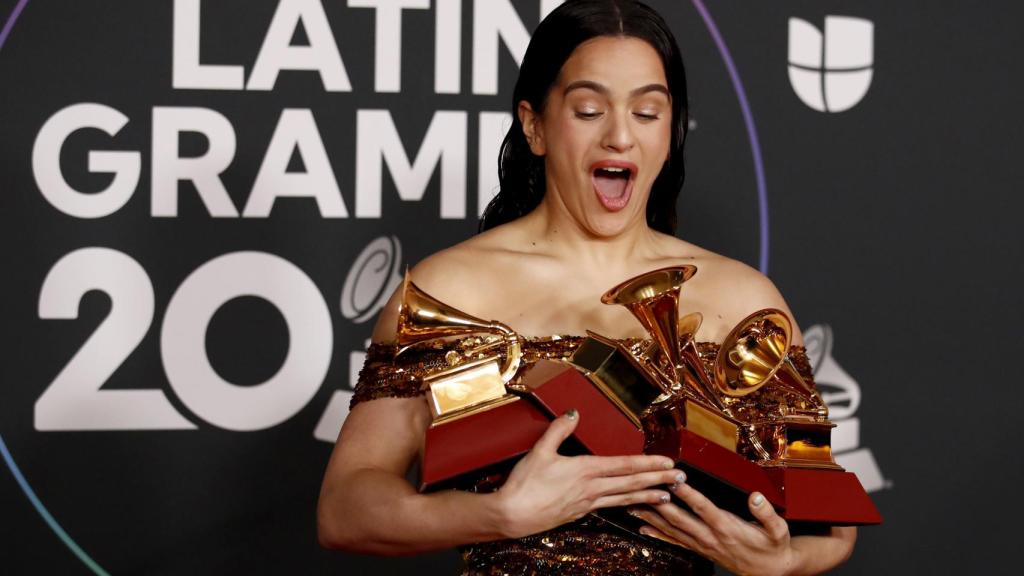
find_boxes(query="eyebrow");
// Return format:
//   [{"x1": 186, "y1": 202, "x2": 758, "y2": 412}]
[{"x1": 563, "y1": 80, "x2": 670, "y2": 99}]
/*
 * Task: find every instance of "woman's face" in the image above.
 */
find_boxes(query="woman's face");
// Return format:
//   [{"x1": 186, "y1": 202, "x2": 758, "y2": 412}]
[{"x1": 522, "y1": 36, "x2": 672, "y2": 238}]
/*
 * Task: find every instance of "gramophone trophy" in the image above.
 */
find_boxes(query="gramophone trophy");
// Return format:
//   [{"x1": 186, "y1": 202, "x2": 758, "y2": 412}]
[
  {"x1": 711, "y1": 309, "x2": 880, "y2": 524},
  {"x1": 402, "y1": 274, "x2": 650, "y2": 490},
  {"x1": 587, "y1": 266, "x2": 878, "y2": 525},
  {"x1": 588, "y1": 267, "x2": 787, "y2": 516},
  {"x1": 395, "y1": 274, "x2": 545, "y2": 490},
  {"x1": 395, "y1": 272, "x2": 522, "y2": 422}
]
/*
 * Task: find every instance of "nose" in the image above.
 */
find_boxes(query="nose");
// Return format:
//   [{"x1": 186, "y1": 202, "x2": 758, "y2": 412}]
[{"x1": 601, "y1": 111, "x2": 636, "y2": 153}]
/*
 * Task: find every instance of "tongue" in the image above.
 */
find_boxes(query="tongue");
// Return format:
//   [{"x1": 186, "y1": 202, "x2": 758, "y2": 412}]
[{"x1": 594, "y1": 173, "x2": 628, "y2": 199}]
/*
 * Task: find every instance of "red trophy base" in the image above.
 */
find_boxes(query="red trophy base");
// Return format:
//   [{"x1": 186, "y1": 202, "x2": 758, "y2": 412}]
[
  {"x1": 419, "y1": 396, "x2": 549, "y2": 491},
  {"x1": 646, "y1": 427, "x2": 881, "y2": 525},
  {"x1": 520, "y1": 360, "x2": 645, "y2": 456},
  {"x1": 419, "y1": 360, "x2": 645, "y2": 491},
  {"x1": 766, "y1": 468, "x2": 882, "y2": 525},
  {"x1": 647, "y1": 426, "x2": 785, "y2": 513}
]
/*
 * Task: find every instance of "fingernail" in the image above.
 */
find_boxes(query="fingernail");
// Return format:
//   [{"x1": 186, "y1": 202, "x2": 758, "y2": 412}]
[
  {"x1": 659, "y1": 493, "x2": 670, "y2": 503},
  {"x1": 752, "y1": 493, "x2": 764, "y2": 507},
  {"x1": 662, "y1": 459, "x2": 674, "y2": 470},
  {"x1": 671, "y1": 472, "x2": 686, "y2": 491},
  {"x1": 627, "y1": 508, "x2": 642, "y2": 518},
  {"x1": 565, "y1": 408, "x2": 578, "y2": 420}
]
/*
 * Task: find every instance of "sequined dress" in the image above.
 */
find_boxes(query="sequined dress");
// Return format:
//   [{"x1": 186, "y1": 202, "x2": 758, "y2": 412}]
[{"x1": 351, "y1": 336, "x2": 817, "y2": 576}]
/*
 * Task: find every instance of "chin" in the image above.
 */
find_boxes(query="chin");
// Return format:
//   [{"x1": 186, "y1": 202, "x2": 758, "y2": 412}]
[{"x1": 584, "y1": 215, "x2": 639, "y2": 238}]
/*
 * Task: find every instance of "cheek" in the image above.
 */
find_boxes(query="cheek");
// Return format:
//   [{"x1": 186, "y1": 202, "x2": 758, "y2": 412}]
[
  {"x1": 547, "y1": 119, "x2": 593, "y2": 171},
  {"x1": 642, "y1": 124, "x2": 672, "y2": 167}
]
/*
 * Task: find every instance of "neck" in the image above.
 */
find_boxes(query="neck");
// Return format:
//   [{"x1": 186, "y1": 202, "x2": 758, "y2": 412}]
[{"x1": 522, "y1": 188, "x2": 661, "y2": 271}]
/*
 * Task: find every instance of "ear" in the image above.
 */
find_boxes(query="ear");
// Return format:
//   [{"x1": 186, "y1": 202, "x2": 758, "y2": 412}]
[{"x1": 518, "y1": 101, "x2": 546, "y2": 156}]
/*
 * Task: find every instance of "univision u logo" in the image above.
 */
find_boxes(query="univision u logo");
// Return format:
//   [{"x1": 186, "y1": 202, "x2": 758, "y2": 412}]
[{"x1": 788, "y1": 16, "x2": 874, "y2": 112}]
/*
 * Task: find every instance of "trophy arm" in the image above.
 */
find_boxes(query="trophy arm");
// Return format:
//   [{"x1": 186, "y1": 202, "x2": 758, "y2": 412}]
[
  {"x1": 492, "y1": 324, "x2": 522, "y2": 384},
  {"x1": 677, "y1": 342, "x2": 774, "y2": 461},
  {"x1": 500, "y1": 336, "x2": 523, "y2": 384},
  {"x1": 780, "y1": 357, "x2": 829, "y2": 419},
  {"x1": 679, "y1": 344, "x2": 728, "y2": 411}
]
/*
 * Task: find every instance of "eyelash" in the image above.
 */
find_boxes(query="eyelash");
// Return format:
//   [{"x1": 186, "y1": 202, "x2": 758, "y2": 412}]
[{"x1": 574, "y1": 111, "x2": 661, "y2": 121}]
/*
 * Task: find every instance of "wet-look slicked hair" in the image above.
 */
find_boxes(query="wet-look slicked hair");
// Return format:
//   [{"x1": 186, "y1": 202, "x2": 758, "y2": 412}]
[{"x1": 479, "y1": 0, "x2": 689, "y2": 235}]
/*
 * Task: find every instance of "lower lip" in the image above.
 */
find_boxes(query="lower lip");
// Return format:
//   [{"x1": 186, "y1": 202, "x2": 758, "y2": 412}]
[{"x1": 592, "y1": 175, "x2": 633, "y2": 212}]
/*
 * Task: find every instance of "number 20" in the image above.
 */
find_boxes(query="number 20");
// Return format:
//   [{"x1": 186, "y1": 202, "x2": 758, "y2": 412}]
[{"x1": 36, "y1": 248, "x2": 333, "y2": 432}]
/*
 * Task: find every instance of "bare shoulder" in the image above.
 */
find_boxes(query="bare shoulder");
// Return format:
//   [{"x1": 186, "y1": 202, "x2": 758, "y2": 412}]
[
  {"x1": 700, "y1": 255, "x2": 789, "y2": 311},
  {"x1": 654, "y1": 235, "x2": 803, "y2": 344},
  {"x1": 409, "y1": 224, "x2": 525, "y2": 303},
  {"x1": 370, "y1": 224, "x2": 526, "y2": 343}
]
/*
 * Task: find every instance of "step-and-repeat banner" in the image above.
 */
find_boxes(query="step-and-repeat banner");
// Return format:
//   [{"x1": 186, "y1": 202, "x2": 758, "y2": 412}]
[{"x1": 2, "y1": 1, "x2": 1020, "y2": 574}]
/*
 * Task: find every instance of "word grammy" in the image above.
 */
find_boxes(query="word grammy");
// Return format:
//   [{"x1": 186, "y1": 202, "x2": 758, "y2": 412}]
[{"x1": 33, "y1": 103, "x2": 511, "y2": 220}]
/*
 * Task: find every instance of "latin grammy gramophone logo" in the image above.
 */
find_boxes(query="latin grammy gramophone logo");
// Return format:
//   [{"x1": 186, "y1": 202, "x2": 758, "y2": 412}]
[
  {"x1": 788, "y1": 16, "x2": 874, "y2": 113},
  {"x1": 315, "y1": 235, "x2": 404, "y2": 441},
  {"x1": 804, "y1": 324, "x2": 889, "y2": 492}
]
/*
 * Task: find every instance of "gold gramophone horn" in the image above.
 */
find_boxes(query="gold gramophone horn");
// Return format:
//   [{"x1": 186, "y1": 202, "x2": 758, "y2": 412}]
[
  {"x1": 676, "y1": 312, "x2": 725, "y2": 409},
  {"x1": 713, "y1": 308, "x2": 820, "y2": 405},
  {"x1": 601, "y1": 265, "x2": 697, "y2": 393},
  {"x1": 680, "y1": 311, "x2": 773, "y2": 460},
  {"x1": 714, "y1": 309, "x2": 790, "y2": 397},
  {"x1": 397, "y1": 272, "x2": 522, "y2": 383}
]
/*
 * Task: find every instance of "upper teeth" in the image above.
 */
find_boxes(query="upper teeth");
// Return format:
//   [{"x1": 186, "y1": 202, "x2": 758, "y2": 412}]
[{"x1": 603, "y1": 167, "x2": 626, "y2": 173}]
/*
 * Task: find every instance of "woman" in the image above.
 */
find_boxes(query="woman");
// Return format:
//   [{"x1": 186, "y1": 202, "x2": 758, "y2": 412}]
[{"x1": 318, "y1": 1, "x2": 856, "y2": 574}]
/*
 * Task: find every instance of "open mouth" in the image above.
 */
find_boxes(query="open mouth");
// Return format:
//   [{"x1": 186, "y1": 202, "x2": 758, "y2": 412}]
[{"x1": 591, "y1": 163, "x2": 636, "y2": 211}]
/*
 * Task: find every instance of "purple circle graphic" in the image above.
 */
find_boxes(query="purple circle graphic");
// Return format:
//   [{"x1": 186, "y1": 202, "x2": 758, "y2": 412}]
[{"x1": 690, "y1": 0, "x2": 771, "y2": 274}]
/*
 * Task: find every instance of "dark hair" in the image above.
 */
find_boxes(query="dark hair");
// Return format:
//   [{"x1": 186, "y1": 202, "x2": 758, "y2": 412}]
[{"x1": 479, "y1": 0, "x2": 689, "y2": 235}]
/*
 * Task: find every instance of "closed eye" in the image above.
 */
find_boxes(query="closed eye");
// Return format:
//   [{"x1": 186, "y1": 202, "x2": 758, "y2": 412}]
[{"x1": 575, "y1": 111, "x2": 603, "y2": 120}]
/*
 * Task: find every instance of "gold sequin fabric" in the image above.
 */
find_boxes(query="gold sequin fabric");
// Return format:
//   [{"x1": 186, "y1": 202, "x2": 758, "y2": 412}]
[{"x1": 459, "y1": 514, "x2": 713, "y2": 575}]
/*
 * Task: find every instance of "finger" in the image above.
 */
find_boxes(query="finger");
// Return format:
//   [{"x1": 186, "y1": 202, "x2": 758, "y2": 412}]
[
  {"x1": 590, "y1": 469, "x2": 683, "y2": 497},
  {"x1": 629, "y1": 509, "x2": 702, "y2": 552},
  {"x1": 580, "y1": 454, "x2": 675, "y2": 477},
  {"x1": 591, "y1": 489, "x2": 671, "y2": 510},
  {"x1": 748, "y1": 492, "x2": 789, "y2": 542},
  {"x1": 649, "y1": 500, "x2": 716, "y2": 547},
  {"x1": 638, "y1": 525, "x2": 695, "y2": 551},
  {"x1": 531, "y1": 409, "x2": 580, "y2": 454},
  {"x1": 671, "y1": 478, "x2": 730, "y2": 528}
]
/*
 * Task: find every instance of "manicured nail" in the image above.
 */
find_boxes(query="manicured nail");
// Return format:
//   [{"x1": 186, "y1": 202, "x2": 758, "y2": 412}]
[
  {"x1": 565, "y1": 408, "x2": 578, "y2": 420},
  {"x1": 661, "y1": 459, "x2": 674, "y2": 470},
  {"x1": 752, "y1": 493, "x2": 764, "y2": 507},
  {"x1": 627, "y1": 508, "x2": 642, "y2": 518},
  {"x1": 671, "y1": 472, "x2": 686, "y2": 491},
  {"x1": 659, "y1": 493, "x2": 671, "y2": 503}
]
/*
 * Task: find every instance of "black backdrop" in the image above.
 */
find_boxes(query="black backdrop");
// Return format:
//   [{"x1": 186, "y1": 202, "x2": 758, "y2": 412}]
[{"x1": 1, "y1": 1, "x2": 1021, "y2": 574}]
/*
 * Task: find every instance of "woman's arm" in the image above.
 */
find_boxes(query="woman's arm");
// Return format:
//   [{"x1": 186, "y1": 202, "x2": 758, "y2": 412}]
[
  {"x1": 317, "y1": 394, "x2": 685, "y2": 555},
  {"x1": 317, "y1": 396, "x2": 508, "y2": 554}
]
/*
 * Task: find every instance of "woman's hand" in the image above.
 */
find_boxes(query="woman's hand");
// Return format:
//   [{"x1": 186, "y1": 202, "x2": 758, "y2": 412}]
[
  {"x1": 629, "y1": 478, "x2": 797, "y2": 576},
  {"x1": 494, "y1": 409, "x2": 684, "y2": 539}
]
